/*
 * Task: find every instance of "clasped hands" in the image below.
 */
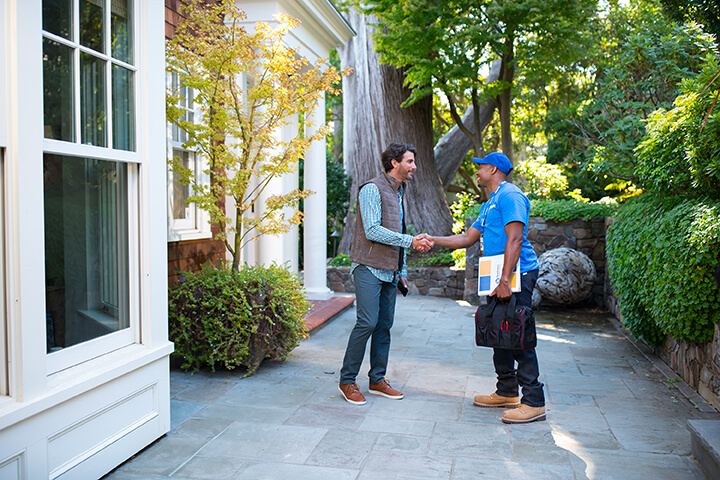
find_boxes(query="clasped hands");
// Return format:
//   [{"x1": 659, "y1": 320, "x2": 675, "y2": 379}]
[{"x1": 411, "y1": 233, "x2": 434, "y2": 253}]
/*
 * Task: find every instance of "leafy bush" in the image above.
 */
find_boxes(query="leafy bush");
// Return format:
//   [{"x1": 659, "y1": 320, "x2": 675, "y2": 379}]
[
  {"x1": 530, "y1": 199, "x2": 618, "y2": 222},
  {"x1": 450, "y1": 192, "x2": 482, "y2": 234},
  {"x1": 328, "y1": 253, "x2": 351, "y2": 266},
  {"x1": 636, "y1": 55, "x2": 720, "y2": 199},
  {"x1": 408, "y1": 250, "x2": 454, "y2": 267},
  {"x1": 327, "y1": 159, "x2": 352, "y2": 255},
  {"x1": 169, "y1": 263, "x2": 310, "y2": 375},
  {"x1": 607, "y1": 194, "x2": 720, "y2": 346},
  {"x1": 514, "y1": 156, "x2": 569, "y2": 200}
]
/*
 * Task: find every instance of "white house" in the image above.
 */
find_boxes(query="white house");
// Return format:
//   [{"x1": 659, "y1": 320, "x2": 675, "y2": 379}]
[{"x1": 0, "y1": 0, "x2": 352, "y2": 478}]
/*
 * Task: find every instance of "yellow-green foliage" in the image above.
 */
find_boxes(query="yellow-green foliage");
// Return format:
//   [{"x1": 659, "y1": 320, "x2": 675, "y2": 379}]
[
  {"x1": 166, "y1": 0, "x2": 350, "y2": 270},
  {"x1": 514, "y1": 156, "x2": 569, "y2": 200}
]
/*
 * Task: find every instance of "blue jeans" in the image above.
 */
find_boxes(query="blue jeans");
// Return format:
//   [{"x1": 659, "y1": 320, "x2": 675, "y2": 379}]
[
  {"x1": 493, "y1": 269, "x2": 545, "y2": 407},
  {"x1": 340, "y1": 265, "x2": 397, "y2": 385}
]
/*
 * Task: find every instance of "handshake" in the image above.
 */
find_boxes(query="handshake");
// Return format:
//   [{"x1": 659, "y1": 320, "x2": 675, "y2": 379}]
[{"x1": 411, "y1": 233, "x2": 434, "y2": 253}]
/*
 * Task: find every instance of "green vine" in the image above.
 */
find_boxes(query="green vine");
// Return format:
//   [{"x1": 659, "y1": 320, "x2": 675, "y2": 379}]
[{"x1": 607, "y1": 194, "x2": 720, "y2": 346}]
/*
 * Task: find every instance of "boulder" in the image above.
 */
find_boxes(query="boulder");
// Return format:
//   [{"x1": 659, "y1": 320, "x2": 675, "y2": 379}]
[{"x1": 534, "y1": 247, "x2": 596, "y2": 305}]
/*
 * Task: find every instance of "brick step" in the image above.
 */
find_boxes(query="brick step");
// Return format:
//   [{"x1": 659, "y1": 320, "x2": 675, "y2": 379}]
[{"x1": 304, "y1": 295, "x2": 355, "y2": 332}]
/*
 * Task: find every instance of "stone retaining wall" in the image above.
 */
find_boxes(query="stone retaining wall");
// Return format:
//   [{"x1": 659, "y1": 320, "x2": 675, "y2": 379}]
[
  {"x1": 464, "y1": 216, "x2": 608, "y2": 306},
  {"x1": 327, "y1": 266, "x2": 465, "y2": 299}
]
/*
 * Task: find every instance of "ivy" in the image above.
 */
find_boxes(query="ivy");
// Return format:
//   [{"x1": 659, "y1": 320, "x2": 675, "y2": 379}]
[
  {"x1": 607, "y1": 194, "x2": 720, "y2": 346},
  {"x1": 169, "y1": 263, "x2": 310, "y2": 375}
]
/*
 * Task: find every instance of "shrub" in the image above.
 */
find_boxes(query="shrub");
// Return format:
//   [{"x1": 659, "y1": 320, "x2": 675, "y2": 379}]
[
  {"x1": 328, "y1": 253, "x2": 351, "y2": 266},
  {"x1": 408, "y1": 250, "x2": 454, "y2": 267},
  {"x1": 169, "y1": 263, "x2": 310, "y2": 375},
  {"x1": 327, "y1": 159, "x2": 352, "y2": 255},
  {"x1": 607, "y1": 194, "x2": 720, "y2": 346},
  {"x1": 514, "y1": 156, "x2": 569, "y2": 200},
  {"x1": 636, "y1": 54, "x2": 720, "y2": 199},
  {"x1": 530, "y1": 199, "x2": 618, "y2": 222}
]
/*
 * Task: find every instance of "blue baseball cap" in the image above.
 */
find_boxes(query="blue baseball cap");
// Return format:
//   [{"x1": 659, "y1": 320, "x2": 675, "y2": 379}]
[{"x1": 472, "y1": 152, "x2": 513, "y2": 175}]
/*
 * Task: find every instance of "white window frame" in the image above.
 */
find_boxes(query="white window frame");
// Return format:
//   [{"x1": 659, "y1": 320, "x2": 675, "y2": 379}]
[
  {"x1": 42, "y1": 0, "x2": 141, "y2": 375},
  {"x1": 0, "y1": 0, "x2": 7, "y2": 396},
  {"x1": 167, "y1": 72, "x2": 211, "y2": 242}
]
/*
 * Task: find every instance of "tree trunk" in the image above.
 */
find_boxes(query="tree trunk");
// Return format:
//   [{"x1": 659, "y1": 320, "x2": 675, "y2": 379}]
[
  {"x1": 498, "y1": 36, "x2": 515, "y2": 165},
  {"x1": 434, "y1": 59, "x2": 501, "y2": 188},
  {"x1": 337, "y1": 10, "x2": 452, "y2": 253}
]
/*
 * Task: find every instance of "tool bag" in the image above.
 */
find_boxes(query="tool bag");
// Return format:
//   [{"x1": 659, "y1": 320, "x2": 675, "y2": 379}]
[{"x1": 475, "y1": 294, "x2": 536, "y2": 350}]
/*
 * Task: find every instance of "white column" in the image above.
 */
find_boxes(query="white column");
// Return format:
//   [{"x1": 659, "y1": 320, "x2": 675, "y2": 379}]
[
  {"x1": 257, "y1": 118, "x2": 299, "y2": 270},
  {"x1": 303, "y1": 97, "x2": 332, "y2": 299}
]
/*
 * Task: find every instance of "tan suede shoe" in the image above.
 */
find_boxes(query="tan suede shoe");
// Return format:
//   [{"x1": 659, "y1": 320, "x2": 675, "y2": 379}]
[
  {"x1": 473, "y1": 392, "x2": 520, "y2": 408},
  {"x1": 502, "y1": 404, "x2": 546, "y2": 424}
]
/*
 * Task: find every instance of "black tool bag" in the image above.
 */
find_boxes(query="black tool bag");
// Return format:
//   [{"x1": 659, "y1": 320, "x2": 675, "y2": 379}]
[{"x1": 475, "y1": 295, "x2": 536, "y2": 350}]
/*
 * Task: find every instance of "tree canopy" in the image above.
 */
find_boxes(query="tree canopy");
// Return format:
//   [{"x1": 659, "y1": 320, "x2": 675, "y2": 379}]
[
  {"x1": 354, "y1": 0, "x2": 597, "y2": 164},
  {"x1": 543, "y1": 0, "x2": 717, "y2": 198}
]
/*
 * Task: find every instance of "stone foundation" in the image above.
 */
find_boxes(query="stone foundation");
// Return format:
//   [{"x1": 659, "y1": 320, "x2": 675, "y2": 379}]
[{"x1": 655, "y1": 327, "x2": 720, "y2": 408}]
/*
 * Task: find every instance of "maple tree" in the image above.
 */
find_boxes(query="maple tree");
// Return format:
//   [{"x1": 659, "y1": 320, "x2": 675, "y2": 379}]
[{"x1": 167, "y1": 0, "x2": 350, "y2": 270}]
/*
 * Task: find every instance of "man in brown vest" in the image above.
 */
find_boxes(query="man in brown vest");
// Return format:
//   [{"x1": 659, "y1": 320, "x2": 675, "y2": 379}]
[{"x1": 338, "y1": 143, "x2": 432, "y2": 405}]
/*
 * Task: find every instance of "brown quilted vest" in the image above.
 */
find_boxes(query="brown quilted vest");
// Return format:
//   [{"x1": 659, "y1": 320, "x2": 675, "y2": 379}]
[{"x1": 349, "y1": 172, "x2": 405, "y2": 272}]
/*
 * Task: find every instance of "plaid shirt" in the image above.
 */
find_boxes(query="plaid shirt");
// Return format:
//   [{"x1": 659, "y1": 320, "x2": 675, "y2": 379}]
[{"x1": 351, "y1": 182, "x2": 412, "y2": 282}]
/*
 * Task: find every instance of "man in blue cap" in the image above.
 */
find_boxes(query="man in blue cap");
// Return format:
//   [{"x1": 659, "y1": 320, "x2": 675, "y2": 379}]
[{"x1": 429, "y1": 152, "x2": 545, "y2": 424}]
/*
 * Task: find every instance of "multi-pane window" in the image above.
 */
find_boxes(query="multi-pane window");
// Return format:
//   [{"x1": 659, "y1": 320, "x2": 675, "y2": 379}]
[
  {"x1": 168, "y1": 73, "x2": 210, "y2": 240},
  {"x1": 43, "y1": 0, "x2": 135, "y2": 150},
  {"x1": 42, "y1": 0, "x2": 136, "y2": 360}
]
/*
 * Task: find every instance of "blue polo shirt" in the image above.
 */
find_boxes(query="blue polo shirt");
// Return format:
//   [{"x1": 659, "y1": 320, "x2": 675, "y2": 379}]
[{"x1": 471, "y1": 182, "x2": 539, "y2": 273}]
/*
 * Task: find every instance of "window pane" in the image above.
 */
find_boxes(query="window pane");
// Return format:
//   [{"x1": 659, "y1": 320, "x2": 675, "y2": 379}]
[
  {"x1": 80, "y1": 53, "x2": 106, "y2": 146},
  {"x1": 112, "y1": 65, "x2": 134, "y2": 151},
  {"x1": 44, "y1": 154, "x2": 129, "y2": 352},
  {"x1": 172, "y1": 150, "x2": 191, "y2": 220},
  {"x1": 80, "y1": 0, "x2": 104, "y2": 53},
  {"x1": 43, "y1": 38, "x2": 75, "y2": 142},
  {"x1": 43, "y1": 0, "x2": 72, "y2": 39},
  {"x1": 111, "y1": 0, "x2": 133, "y2": 64}
]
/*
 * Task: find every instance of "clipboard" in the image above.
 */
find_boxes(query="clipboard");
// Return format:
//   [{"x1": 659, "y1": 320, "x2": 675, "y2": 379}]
[{"x1": 477, "y1": 254, "x2": 521, "y2": 296}]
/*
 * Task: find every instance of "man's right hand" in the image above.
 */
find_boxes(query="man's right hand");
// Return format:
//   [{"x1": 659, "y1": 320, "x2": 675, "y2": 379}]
[{"x1": 412, "y1": 234, "x2": 433, "y2": 252}]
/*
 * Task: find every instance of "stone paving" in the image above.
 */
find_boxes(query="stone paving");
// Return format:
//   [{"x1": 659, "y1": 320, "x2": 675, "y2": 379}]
[{"x1": 104, "y1": 295, "x2": 720, "y2": 479}]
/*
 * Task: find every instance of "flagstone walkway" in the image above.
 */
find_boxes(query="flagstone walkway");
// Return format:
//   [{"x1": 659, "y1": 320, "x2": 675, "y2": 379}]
[{"x1": 105, "y1": 295, "x2": 719, "y2": 479}]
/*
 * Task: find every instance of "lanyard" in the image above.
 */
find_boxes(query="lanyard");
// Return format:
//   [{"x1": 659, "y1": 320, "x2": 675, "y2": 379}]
[{"x1": 478, "y1": 181, "x2": 507, "y2": 229}]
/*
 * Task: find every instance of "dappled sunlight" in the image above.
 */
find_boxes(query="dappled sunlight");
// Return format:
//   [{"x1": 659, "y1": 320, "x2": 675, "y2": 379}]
[
  {"x1": 591, "y1": 332, "x2": 624, "y2": 339},
  {"x1": 537, "y1": 333, "x2": 576, "y2": 345},
  {"x1": 552, "y1": 431, "x2": 596, "y2": 478},
  {"x1": 537, "y1": 323, "x2": 571, "y2": 333}
]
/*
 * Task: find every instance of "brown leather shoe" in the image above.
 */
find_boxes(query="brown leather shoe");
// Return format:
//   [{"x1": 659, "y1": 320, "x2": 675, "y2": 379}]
[
  {"x1": 473, "y1": 392, "x2": 520, "y2": 408},
  {"x1": 368, "y1": 379, "x2": 404, "y2": 399},
  {"x1": 502, "y1": 404, "x2": 546, "y2": 424},
  {"x1": 339, "y1": 382, "x2": 366, "y2": 405}
]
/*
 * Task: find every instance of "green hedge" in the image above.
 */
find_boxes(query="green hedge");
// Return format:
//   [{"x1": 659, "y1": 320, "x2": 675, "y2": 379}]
[
  {"x1": 529, "y1": 199, "x2": 618, "y2": 222},
  {"x1": 607, "y1": 194, "x2": 720, "y2": 346},
  {"x1": 169, "y1": 263, "x2": 310, "y2": 375}
]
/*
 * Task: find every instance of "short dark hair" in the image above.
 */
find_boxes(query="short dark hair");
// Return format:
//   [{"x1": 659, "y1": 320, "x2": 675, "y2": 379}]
[{"x1": 381, "y1": 143, "x2": 416, "y2": 172}]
